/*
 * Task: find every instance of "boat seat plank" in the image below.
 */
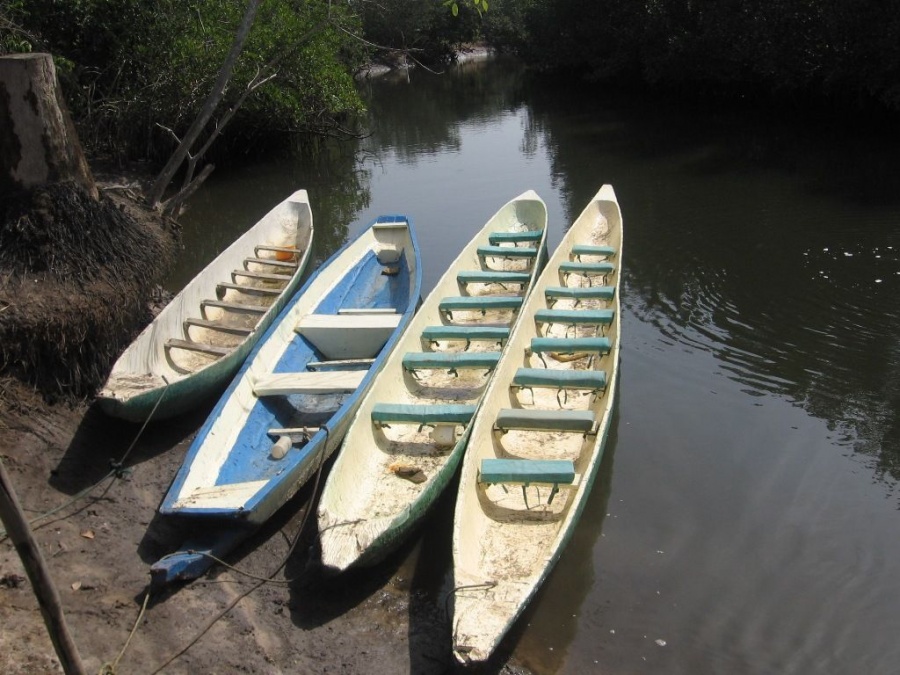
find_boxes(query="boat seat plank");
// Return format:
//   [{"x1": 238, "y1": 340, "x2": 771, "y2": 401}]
[
  {"x1": 439, "y1": 296, "x2": 523, "y2": 317},
  {"x1": 512, "y1": 367, "x2": 607, "y2": 392},
  {"x1": 559, "y1": 261, "x2": 616, "y2": 279},
  {"x1": 494, "y1": 408, "x2": 596, "y2": 434},
  {"x1": 244, "y1": 257, "x2": 298, "y2": 270},
  {"x1": 268, "y1": 426, "x2": 320, "y2": 440},
  {"x1": 371, "y1": 403, "x2": 477, "y2": 427},
  {"x1": 571, "y1": 245, "x2": 616, "y2": 259},
  {"x1": 421, "y1": 325, "x2": 510, "y2": 348},
  {"x1": 535, "y1": 308, "x2": 615, "y2": 329},
  {"x1": 457, "y1": 270, "x2": 531, "y2": 285},
  {"x1": 296, "y1": 313, "x2": 401, "y2": 360},
  {"x1": 252, "y1": 370, "x2": 365, "y2": 396},
  {"x1": 217, "y1": 282, "x2": 281, "y2": 297},
  {"x1": 232, "y1": 269, "x2": 291, "y2": 283},
  {"x1": 201, "y1": 299, "x2": 268, "y2": 315},
  {"x1": 307, "y1": 358, "x2": 375, "y2": 370},
  {"x1": 477, "y1": 245, "x2": 538, "y2": 259},
  {"x1": 337, "y1": 308, "x2": 398, "y2": 315},
  {"x1": 402, "y1": 351, "x2": 501, "y2": 373},
  {"x1": 488, "y1": 231, "x2": 543, "y2": 245},
  {"x1": 183, "y1": 317, "x2": 253, "y2": 336},
  {"x1": 255, "y1": 244, "x2": 299, "y2": 257},
  {"x1": 544, "y1": 286, "x2": 616, "y2": 306},
  {"x1": 530, "y1": 336, "x2": 612, "y2": 355},
  {"x1": 480, "y1": 458, "x2": 576, "y2": 486},
  {"x1": 165, "y1": 338, "x2": 230, "y2": 357}
]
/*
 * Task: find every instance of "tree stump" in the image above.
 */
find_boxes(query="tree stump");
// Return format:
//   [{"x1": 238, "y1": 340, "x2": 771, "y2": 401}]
[{"x1": 0, "y1": 52, "x2": 97, "y2": 199}]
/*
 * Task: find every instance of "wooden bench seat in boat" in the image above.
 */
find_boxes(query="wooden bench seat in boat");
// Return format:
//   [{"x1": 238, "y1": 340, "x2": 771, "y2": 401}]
[
  {"x1": 457, "y1": 270, "x2": 531, "y2": 286},
  {"x1": 534, "y1": 308, "x2": 615, "y2": 331},
  {"x1": 571, "y1": 245, "x2": 616, "y2": 260},
  {"x1": 402, "y1": 351, "x2": 501, "y2": 374},
  {"x1": 296, "y1": 312, "x2": 401, "y2": 360},
  {"x1": 480, "y1": 458, "x2": 576, "y2": 486},
  {"x1": 165, "y1": 338, "x2": 231, "y2": 358},
  {"x1": 255, "y1": 244, "x2": 299, "y2": 259},
  {"x1": 243, "y1": 257, "x2": 298, "y2": 270},
  {"x1": 544, "y1": 285, "x2": 616, "y2": 306},
  {"x1": 477, "y1": 245, "x2": 538, "y2": 260},
  {"x1": 201, "y1": 299, "x2": 268, "y2": 316},
  {"x1": 183, "y1": 317, "x2": 253, "y2": 337},
  {"x1": 512, "y1": 367, "x2": 607, "y2": 394},
  {"x1": 371, "y1": 403, "x2": 477, "y2": 428},
  {"x1": 494, "y1": 408, "x2": 596, "y2": 434},
  {"x1": 488, "y1": 231, "x2": 543, "y2": 245},
  {"x1": 439, "y1": 296, "x2": 523, "y2": 318},
  {"x1": 216, "y1": 281, "x2": 282, "y2": 297},
  {"x1": 421, "y1": 325, "x2": 510, "y2": 349},
  {"x1": 529, "y1": 337, "x2": 612, "y2": 359},
  {"x1": 479, "y1": 458, "x2": 578, "y2": 505},
  {"x1": 231, "y1": 269, "x2": 291, "y2": 283},
  {"x1": 559, "y1": 261, "x2": 615, "y2": 282},
  {"x1": 252, "y1": 370, "x2": 366, "y2": 396},
  {"x1": 307, "y1": 358, "x2": 375, "y2": 370}
]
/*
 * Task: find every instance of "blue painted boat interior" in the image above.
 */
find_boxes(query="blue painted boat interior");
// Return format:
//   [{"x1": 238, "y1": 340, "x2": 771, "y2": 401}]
[{"x1": 214, "y1": 247, "x2": 412, "y2": 488}]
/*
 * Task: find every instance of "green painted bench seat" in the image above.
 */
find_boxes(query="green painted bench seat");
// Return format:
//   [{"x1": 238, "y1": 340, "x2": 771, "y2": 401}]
[
  {"x1": 477, "y1": 245, "x2": 538, "y2": 259},
  {"x1": 495, "y1": 408, "x2": 596, "y2": 433},
  {"x1": 545, "y1": 286, "x2": 616, "y2": 304},
  {"x1": 535, "y1": 308, "x2": 615, "y2": 328},
  {"x1": 372, "y1": 403, "x2": 477, "y2": 427},
  {"x1": 480, "y1": 458, "x2": 575, "y2": 485},
  {"x1": 559, "y1": 261, "x2": 615, "y2": 276},
  {"x1": 488, "y1": 230, "x2": 543, "y2": 245},
  {"x1": 530, "y1": 336, "x2": 612, "y2": 355},
  {"x1": 402, "y1": 351, "x2": 501, "y2": 372},
  {"x1": 421, "y1": 325, "x2": 510, "y2": 347},
  {"x1": 513, "y1": 367, "x2": 607, "y2": 392},
  {"x1": 571, "y1": 245, "x2": 616, "y2": 259},
  {"x1": 440, "y1": 296, "x2": 523, "y2": 317},
  {"x1": 457, "y1": 270, "x2": 531, "y2": 285}
]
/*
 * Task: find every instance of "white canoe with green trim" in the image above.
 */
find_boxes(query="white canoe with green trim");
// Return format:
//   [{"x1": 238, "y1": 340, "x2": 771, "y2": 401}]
[
  {"x1": 97, "y1": 190, "x2": 314, "y2": 422},
  {"x1": 451, "y1": 184, "x2": 623, "y2": 665},
  {"x1": 317, "y1": 190, "x2": 549, "y2": 573}
]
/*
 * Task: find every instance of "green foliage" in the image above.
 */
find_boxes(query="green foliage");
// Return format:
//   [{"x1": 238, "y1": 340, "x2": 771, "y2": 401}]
[
  {"x1": 361, "y1": 0, "x2": 482, "y2": 66},
  {"x1": 4, "y1": 0, "x2": 367, "y2": 161},
  {"x1": 483, "y1": 0, "x2": 900, "y2": 111}
]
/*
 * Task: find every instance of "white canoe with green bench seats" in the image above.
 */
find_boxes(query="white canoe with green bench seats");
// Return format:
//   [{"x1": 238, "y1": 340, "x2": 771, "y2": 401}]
[
  {"x1": 317, "y1": 190, "x2": 549, "y2": 574},
  {"x1": 97, "y1": 190, "x2": 315, "y2": 422},
  {"x1": 450, "y1": 184, "x2": 623, "y2": 665}
]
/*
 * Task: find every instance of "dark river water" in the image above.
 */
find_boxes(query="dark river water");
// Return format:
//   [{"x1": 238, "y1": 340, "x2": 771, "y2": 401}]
[{"x1": 176, "y1": 56, "x2": 900, "y2": 674}]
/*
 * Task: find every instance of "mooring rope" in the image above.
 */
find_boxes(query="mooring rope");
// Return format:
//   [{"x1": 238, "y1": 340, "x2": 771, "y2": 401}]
[
  {"x1": 147, "y1": 425, "x2": 333, "y2": 674},
  {"x1": 0, "y1": 382, "x2": 169, "y2": 541}
]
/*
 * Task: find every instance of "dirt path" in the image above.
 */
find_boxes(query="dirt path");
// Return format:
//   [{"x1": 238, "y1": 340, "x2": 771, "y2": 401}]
[{"x1": 0, "y1": 384, "x2": 532, "y2": 674}]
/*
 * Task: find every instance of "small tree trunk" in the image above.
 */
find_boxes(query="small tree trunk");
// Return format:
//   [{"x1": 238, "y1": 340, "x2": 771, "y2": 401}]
[
  {"x1": 0, "y1": 460, "x2": 87, "y2": 675},
  {"x1": 0, "y1": 53, "x2": 97, "y2": 199}
]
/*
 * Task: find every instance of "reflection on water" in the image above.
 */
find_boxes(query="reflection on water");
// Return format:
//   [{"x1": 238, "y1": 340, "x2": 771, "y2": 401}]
[{"x1": 175, "y1": 57, "x2": 900, "y2": 673}]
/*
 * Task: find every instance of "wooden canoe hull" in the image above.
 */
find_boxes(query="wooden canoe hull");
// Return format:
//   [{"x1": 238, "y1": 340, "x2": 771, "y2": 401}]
[
  {"x1": 317, "y1": 191, "x2": 549, "y2": 574},
  {"x1": 451, "y1": 185, "x2": 623, "y2": 664},
  {"x1": 97, "y1": 190, "x2": 315, "y2": 422},
  {"x1": 150, "y1": 216, "x2": 421, "y2": 585}
]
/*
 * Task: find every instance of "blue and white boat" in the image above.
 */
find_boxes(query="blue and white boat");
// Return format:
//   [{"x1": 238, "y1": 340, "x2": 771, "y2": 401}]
[{"x1": 151, "y1": 215, "x2": 421, "y2": 585}]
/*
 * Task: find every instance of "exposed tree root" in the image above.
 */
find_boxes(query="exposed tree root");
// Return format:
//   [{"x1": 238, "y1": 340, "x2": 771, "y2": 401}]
[{"x1": 0, "y1": 181, "x2": 178, "y2": 402}]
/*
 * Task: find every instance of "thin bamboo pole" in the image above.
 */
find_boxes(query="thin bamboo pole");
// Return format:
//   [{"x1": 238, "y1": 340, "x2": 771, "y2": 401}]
[{"x1": 0, "y1": 459, "x2": 86, "y2": 675}]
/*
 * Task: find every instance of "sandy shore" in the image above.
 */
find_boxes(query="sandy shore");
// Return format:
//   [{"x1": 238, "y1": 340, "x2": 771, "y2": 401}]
[{"x1": 0, "y1": 384, "x2": 531, "y2": 674}]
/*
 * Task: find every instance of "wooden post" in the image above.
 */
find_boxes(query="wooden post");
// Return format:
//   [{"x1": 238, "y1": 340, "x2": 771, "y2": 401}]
[
  {"x1": 0, "y1": 52, "x2": 97, "y2": 199},
  {"x1": 0, "y1": 459, "x2": 87, "y2": 675}
]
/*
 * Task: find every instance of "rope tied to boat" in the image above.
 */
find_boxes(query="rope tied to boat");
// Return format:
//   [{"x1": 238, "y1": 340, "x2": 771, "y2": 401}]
[
  {"x1": 443, "y1": 580, "x2": 497, "y2": 619},
  {"x1": 0, "y1": 380, "x2": 170, "y2": 541},
  {"x1": 147, "y1": 424, "x2": 334, "y2": 674}
]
